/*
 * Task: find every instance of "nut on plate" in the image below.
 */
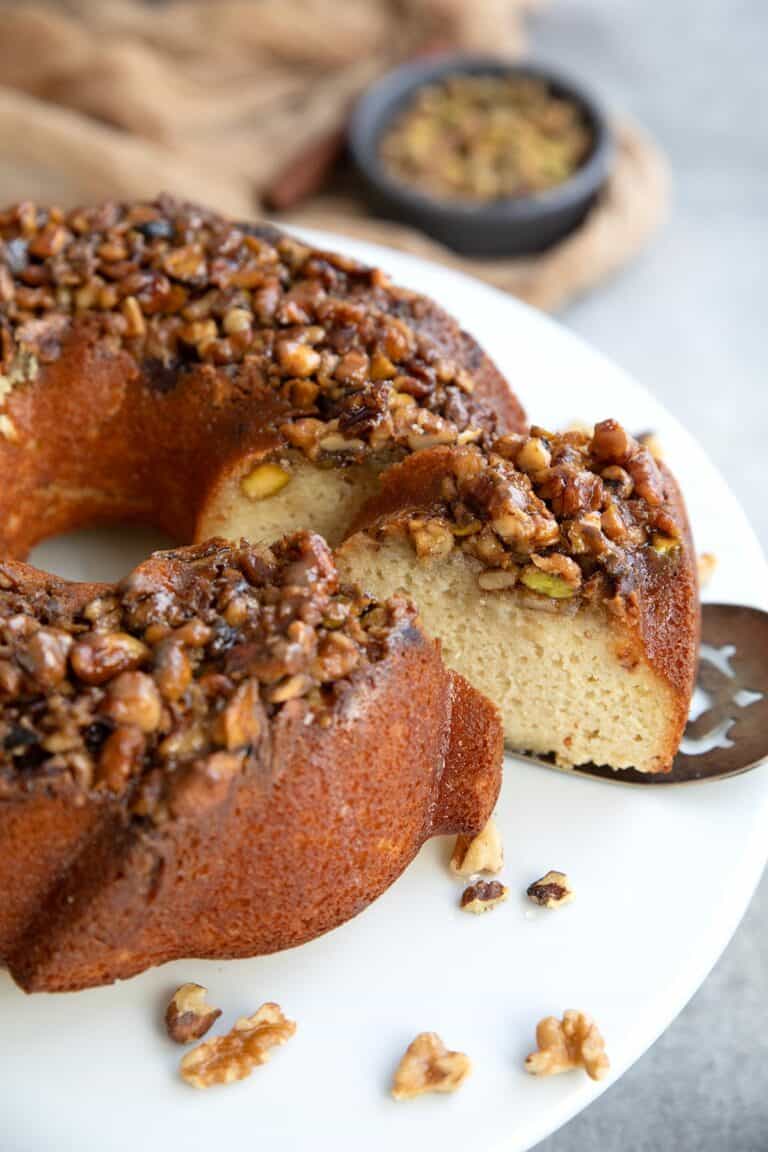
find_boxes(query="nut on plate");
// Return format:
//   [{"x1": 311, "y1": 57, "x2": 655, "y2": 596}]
[
  {"x1": 525, "y1": 1010, "x2": 609, "y2": 1081},
  {"x1": 526, "y1": 870, "x2": 574, "y2": 908},
  {"x1": 460, "y1": 879, "x2": 508, "y2": 914},
  {"x1": 180, "y1": 1002, "x2": 296, "y2": 1088},
  {"x1": 449, "y1": 817, "x2": 503, "y2": 877},
  {"x1": 391, "y1": 1032, "x2": 472, "y2": 1100},
  {"x1": 165, "y1": 982, "x2": 222, "y2": 1044}
]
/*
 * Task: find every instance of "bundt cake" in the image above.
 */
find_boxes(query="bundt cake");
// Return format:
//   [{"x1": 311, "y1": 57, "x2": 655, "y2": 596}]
[
  {"x1": 336, "y1": 422, "x2": 699, "y2": 773},
  {"x1": 0, "y1": 195, "x2": 524, "y2": 559},
  {"x1": 0, "y1": 532, "x2": 502, "y2": 992},
  {"x1": 0, "y1": 194, "x2": 699, "y2": 994}
]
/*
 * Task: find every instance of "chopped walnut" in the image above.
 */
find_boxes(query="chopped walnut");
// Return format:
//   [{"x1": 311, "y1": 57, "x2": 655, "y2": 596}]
[
  {"x1": 180, "y1": 1002, "x2": 296, "y2": 1088},
  {"x1": 165, "y1": 983, "x2": 222, "y2": 1045},
  {"x1": 408, "y1": 517, "x2": 454, "y2": 560},
  {"x1": 697, "y1": 552, "x2": 717, "y2": 588},
  {"x1": 103, "y1": 670, "x2": 162, "y2": 733},
  {"x1": 449, "y1": 817, "x2": 503, "y2": 877},
  {"x1": 525, "y1": 1010, "x2": 609, "y2": 1081},
  {"x1": 527, "y1": 870, "x2": 574, "y2": 908},
  {"x1": 460, "y1": 879, "x2": 508, "y2": 913},
  {"x1": 391, "y1": 1032, "x2": 472, "y2": 1100}
]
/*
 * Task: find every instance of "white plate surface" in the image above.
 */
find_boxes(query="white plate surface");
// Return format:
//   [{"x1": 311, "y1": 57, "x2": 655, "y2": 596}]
[{"x1": 3, "y1": 233, "x2": 766, "y2": 1152}]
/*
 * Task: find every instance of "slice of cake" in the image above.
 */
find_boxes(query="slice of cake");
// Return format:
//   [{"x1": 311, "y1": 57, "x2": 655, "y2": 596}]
[{"x1": 336, "y1": 420, "x2": 699, "y2": 773}]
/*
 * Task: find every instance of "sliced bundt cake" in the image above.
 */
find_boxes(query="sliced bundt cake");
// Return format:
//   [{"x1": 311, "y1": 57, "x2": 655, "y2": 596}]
[{"x1": 336, "y1": 421, "x2": 699, "y2": 773}]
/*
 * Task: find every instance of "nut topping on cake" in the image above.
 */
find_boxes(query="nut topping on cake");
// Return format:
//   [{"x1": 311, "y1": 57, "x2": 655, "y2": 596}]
[
  {"x1": 0, "y1": 197, "x2": 505, "y2": 459},
  {"x1": 389, "y1": 420, "x2": 683, "y2": 606},
  {"x1": 0, "y1": 533, "x2": 417, "y2": 824}
]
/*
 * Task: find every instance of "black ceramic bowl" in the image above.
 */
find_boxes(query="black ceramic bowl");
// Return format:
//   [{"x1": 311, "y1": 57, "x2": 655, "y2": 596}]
[{"x1": 349, "y1": 55, "x2": 612, "y2": 258}]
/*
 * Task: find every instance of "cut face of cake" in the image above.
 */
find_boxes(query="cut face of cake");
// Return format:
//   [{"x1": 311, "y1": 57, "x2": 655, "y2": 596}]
[{"x1": 336, "y1": 421, "x2": 699, "y2": 773}]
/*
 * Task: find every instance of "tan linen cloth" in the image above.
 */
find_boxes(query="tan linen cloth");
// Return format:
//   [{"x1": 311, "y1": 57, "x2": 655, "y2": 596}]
[{"x1": 0, "y1": 0, "x2": 666, "y2": 311}]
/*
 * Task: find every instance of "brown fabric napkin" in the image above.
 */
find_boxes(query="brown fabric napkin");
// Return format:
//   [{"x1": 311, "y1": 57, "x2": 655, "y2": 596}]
[{"x1": 0, "y1": 0, "x2": 666, "y2": 311}]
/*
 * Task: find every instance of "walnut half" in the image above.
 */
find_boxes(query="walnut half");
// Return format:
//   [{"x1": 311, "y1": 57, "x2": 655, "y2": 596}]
[
  {"x1": 525, "y1": 1011, "x2": 610, "y2": 1081},
  {"x1": 391, "y1": 1032, "x2": 472, "y2": 1100},
  {"x1": 449, "y1": 817, "x2": 503, "y2": 877},
  {"x1": 180, "y1": 1002, "x2": 296, "y2": 1088},
  {"x1": 165, "y1": 982, "x2": 222, "y2": 1044}
]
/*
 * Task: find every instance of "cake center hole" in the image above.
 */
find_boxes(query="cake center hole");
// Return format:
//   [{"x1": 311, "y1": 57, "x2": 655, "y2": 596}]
[{"x1": 29, "y1": 524, "x2": 174, "y2": 583}]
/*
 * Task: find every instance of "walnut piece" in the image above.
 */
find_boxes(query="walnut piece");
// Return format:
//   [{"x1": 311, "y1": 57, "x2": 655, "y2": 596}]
[
  {"x1": 449, "y1": 817, "x2": 503, "y2": 877},
  {"x1": 391, "y1": 1032, "x2": 472, "y2": 1100},
  {"x1": 525, "y1": 1010, "x2": 610, "y2": 1081},
  {"x1": 460, "y1": 879, "x2": 508, "y2": 913},
  {"x1": 527, "y1": 870, "x2": 574, "y2": 908},
  {"x1": 165, "y1": 982, "x2": 222, "y2": 1045},
  {"x1": 180, "y1": 1002, "x2": 296, "y2": 1088}
]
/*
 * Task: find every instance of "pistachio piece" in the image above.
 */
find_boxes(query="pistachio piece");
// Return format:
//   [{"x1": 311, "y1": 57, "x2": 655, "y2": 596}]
[
  {"x1": 520, "y1": 567, "x2": 576, "y2": 599},
  {"x1": 241, "y1": 462, "x2": 291, "y2": 501}
]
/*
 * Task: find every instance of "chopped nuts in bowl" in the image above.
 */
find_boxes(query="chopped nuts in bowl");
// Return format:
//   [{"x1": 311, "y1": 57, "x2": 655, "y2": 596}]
[
  {"x1": 379, "y1": 73, "x2": 593, "y2": 204},
  {"x1": 350, "y1": 57, "x2": 612, "y2": 256}
]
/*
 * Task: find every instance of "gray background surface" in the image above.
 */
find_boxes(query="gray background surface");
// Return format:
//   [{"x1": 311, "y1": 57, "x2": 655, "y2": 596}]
[{"x1": 530, "y1": 2, "x2": 767, "y2": 1149}]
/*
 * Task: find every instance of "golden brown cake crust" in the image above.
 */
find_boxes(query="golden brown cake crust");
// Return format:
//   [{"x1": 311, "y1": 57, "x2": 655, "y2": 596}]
[{"x1": 0, "y1": 534, "x2": 502, "y2": 991}]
